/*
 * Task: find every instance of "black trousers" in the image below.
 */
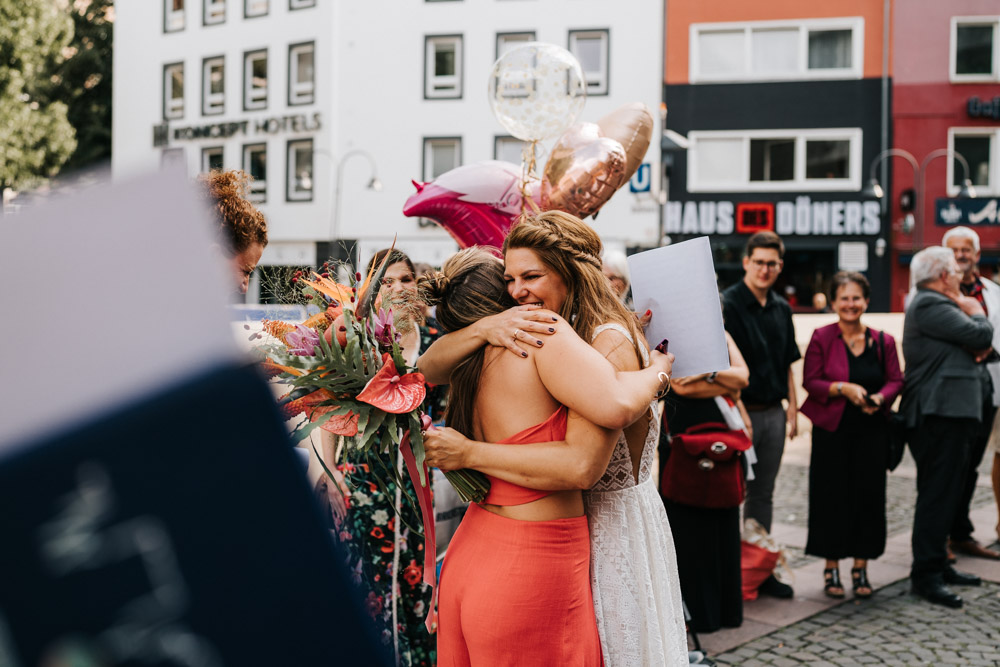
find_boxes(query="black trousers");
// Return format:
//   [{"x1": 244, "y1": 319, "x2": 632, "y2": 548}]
[
  {"x1": 908, "y1": 416, "x2": 977, "y2": 582},
  {"x1": 950, "y1": 403, "x2": 997, "y2": 542}
]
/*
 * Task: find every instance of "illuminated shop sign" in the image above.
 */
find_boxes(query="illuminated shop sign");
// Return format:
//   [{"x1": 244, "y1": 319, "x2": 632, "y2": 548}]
[
  {"x1": 152, "y1": 112, "x2": 322, "y2": 147},
  {"x1": 936, "y1": 198, "x2": 1000, "y2": 226},
  {"x1": 664, "y1": 196, "x2": 881, "y2": 236},
  {"x1": 967, "y1": 96, "x2": 1000, "y2": 121}
]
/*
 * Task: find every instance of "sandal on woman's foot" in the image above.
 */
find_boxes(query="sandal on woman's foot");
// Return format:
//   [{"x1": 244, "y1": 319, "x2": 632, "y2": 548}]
[
  {"x1": 823, "y1": 568, "x2": 845, "y2": 598},
  {"x1": 852, "y1": 567, "x2": 873, "y2": 598}
]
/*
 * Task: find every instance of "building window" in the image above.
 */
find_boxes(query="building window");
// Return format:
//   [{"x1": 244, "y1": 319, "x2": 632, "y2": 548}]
[
  {"x1": 244, "y1": 0, "x2": 268, "y2": 18},
  {"x1": 423, "y1": 137, "x2": 462, "y2": 180},
  {"x1": 494, "y1": 136, "x2": 525, "y2": 165},
  {"x1": 951, "y1": 17, "x2": 999, "y2": 81},
  {"x1": 568, "y1": 29, "x2": 609, "y2": 96},
  {"x1": 244, "y1": 49, "x2": 268, "y2": 111},
  {"x1": 425, "y1": 35, "x2": 463, "y2": 99},
  {"x1": 161, "y1": 148, "x2": 186, "y2": 173},
  {"x1": 690, "y1": 18, "x2": 864, "y2": 83},
  {"x1": 288, "y1": 42, "x2": 315, "y2": 106},
  {"x1": 244, "y1": 143, "x2": 268, "y2": 203},
  {"x1": 287, "y1": 139, "x2": 313, "y2": 202},
  {"x1": 202, "y1": 56, "x2": 225, "y2": 115},
  {"x1": 164, "y1": 0, "x2": 184, "y2": 32},
  {"x1": 687, "y1": 128, "x2": 861, "y2": 192},
  {"x1": 203, "y1": 0, "x2": 225, "y2": 25},
  {"x1": 163, "y1": 62, "x2": 184, "y2": 120},
  {"x1": 496, "y1": 32, "x2": 535, "y2": 59},
  {"x1": 289, "y1": 0, "x2": 315, "y2": 9},
  {"x1": 948, "y1": 128, "x2": 998, "y2": 195},
  {"x1": 202, "y1": 146, "x2": 224, "y2": 173}
]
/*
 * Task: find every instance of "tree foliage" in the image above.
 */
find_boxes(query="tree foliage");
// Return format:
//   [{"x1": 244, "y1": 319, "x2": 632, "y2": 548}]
[
  {"x1": 0, "y1": 0, "x2": 77, "y2": 191},
  {"x1": 54, "y1": 0, "x2": 113, "y2": 171}
]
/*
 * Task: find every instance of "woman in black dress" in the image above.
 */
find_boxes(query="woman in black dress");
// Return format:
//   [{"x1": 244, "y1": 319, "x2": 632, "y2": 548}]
[
  {"x1": 800, "y1": 272, "x2": 904, "y2": 598},
  {"x1": 659, "y1": 332, "x2": 750, "y2": 633}
]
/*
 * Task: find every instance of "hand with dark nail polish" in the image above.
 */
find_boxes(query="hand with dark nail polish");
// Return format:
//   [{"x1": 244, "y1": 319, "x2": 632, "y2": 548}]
[{"x1": 548, "y1": 327, "x2": 555, "y2": 333}]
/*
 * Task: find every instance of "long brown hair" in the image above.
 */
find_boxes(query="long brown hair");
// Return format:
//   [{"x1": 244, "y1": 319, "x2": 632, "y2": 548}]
[
  {"x1": 418, "y1": 248, "x2": 515, "y2": 436},
  {"x1": 503, "y1": 210, "x2": 645, "y2": 364}
]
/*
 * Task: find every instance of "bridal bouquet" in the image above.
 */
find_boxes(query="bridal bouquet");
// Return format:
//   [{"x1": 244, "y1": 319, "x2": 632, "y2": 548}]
[{"x1": 255, "y1": 251, "x2": 490, "y2": 507}]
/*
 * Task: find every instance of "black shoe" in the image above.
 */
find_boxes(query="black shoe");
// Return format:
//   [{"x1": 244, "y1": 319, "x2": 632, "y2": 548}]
[
  {"x1": 911, "y1": 580, "x2": 963, "y2": 608},
  {"x1": 758, "y1": 574, "x2": 794, "y2": 599},
  {"x1": 943, "y1": 566, "x2": 981, "y2": 586}
]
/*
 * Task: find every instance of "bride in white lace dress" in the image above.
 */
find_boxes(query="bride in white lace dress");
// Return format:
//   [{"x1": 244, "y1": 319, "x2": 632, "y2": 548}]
[{"x1": 420, "y1": 211, "x2": 688, "y2": 666}]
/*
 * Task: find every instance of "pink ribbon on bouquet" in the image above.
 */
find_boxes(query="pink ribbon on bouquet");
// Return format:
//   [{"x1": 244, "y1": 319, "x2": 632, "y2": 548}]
[{"x1": 399, "y1": 414, "x2": 438, "y2": 633}]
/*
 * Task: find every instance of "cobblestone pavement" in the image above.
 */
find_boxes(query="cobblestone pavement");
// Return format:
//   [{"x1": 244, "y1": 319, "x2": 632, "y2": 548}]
[
  {"x1": 773, "y1": 454, "x2": 996, "y2": 570},
  {"x1": 713, "y1": 579, "x2": 1000, "y2": 666}
]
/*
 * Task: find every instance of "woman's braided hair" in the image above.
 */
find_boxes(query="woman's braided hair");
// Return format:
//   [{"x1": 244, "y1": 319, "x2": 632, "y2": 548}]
[{"x1": 503, "y1": 210, "x2": 646, "y2": 364}]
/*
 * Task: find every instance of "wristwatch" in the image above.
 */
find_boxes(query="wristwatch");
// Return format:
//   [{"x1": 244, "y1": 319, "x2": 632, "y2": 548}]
[{"x1": 706, "y1": 371, "x2": 718, "y2": 384}]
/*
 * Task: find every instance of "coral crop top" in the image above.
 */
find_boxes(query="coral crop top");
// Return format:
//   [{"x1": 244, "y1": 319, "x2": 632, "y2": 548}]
[{"x1": 481, "y1": 405, "x2": 568, "y2": 506}]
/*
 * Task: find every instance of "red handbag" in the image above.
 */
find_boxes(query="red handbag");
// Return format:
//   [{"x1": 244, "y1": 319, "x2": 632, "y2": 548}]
[{"x1": 660, "y1": 422, "x2": 751, "y2": 509}]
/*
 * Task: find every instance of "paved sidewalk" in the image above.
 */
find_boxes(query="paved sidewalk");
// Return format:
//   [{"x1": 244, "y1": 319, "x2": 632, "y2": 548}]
[{"x1": 694, "y1": 430, "x2": 1000, "y2": 663}]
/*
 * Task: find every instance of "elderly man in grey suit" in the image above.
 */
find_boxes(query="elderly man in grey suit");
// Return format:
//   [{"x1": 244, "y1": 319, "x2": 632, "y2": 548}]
[{"x1": 901, "y1": 246, "x2": 994, "y2": 608}]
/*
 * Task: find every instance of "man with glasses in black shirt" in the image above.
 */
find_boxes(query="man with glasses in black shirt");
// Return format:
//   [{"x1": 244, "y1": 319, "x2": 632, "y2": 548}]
[{"x1": 723, "y1": 231, "x2": 801, "y2": 598}]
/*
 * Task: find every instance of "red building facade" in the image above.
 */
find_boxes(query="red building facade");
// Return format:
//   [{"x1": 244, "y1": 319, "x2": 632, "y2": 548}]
[{"x1": 891, "y1": 2, "x2": 1000, "y2": 310}]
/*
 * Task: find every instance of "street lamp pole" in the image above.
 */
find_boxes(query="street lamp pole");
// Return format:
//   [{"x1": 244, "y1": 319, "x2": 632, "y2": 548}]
[
  {"x1": 916, "y1": 149, "x2": 974, "y2": 248},
  {"x1": 329, "y1": 149, "x2": 382, "y2": 243}
]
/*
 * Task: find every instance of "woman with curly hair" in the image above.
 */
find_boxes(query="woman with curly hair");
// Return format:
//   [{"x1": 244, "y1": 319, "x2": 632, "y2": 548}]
[{"x1": 198, "y1": 169, "x2": 268, "y2": 295}]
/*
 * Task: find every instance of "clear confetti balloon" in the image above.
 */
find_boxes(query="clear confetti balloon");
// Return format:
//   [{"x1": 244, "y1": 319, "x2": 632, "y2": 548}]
[{"x1": 488, "y1": 43, "x2": 587, "y2": 142}]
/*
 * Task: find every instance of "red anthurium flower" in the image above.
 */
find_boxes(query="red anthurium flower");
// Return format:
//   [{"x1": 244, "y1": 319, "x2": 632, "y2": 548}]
[
  {"x1": 321, "y1": 410, "x2": 359, "y2": 436},
  {"x1": 357, "y1": 353, "x2": 426, "y2": 414}
]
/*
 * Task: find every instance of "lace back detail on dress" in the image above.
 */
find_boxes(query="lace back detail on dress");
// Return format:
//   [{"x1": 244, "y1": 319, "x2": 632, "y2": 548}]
[{"x1": 590, "y1": 323, "x2": 659, "y2": 492}]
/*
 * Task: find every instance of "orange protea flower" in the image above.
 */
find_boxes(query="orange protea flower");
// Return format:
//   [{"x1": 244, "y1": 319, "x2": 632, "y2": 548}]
[
  {"x1": 262, "y1": 319, "x2": 295, "y2": 344},
  {"x1": 300, "y1": 273, "x2": 355, "y2": 306},
  {"x1": 300, "y1": 309, "x2": 334, "y2": 331},
  {"x1": 278, "y1": 389, "x2": 335, "y2": 421},
  {"x1": 357, "y1": 353, "x2": 426, "y2": 414}
]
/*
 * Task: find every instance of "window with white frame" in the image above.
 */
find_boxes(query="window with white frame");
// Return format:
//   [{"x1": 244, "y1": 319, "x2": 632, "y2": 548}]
[
  {"x1": 951, "y1": 17, "x2": 999, "y2": 81},
  {"x1": 202, "y1": 146, "x2": 224, "y2": 173},
  {"x1": 423, "y1": 137, "x2": 461, "y2": 180},
  {"x1": 948, "y1": 128, "x2": 998, "y2": 195},
  {"x1": 244, "y1": 0, "x2": 268, "y2": 18},
  {"x1": 243, "y1": 144, "x2": 268, "y2": 202},
  {"x1": 425, "y1": 35, "x2": 462, "y2": 99},
  {"x1": 690, "y1": 18, "x2": 864, "y2": 83},
  {"x1": 569, "y1": 29, "x2": 609, "y2": 95},
  {"x1": 165, "y1": 0, "x2": 184, "y2": 32},
  {"x1": 202, "y1": 56, "x2": 225, "y2": 115},
  {"x1": 496, "y1": 32, "x2": 535, "y2": 59},
  {"x1": 163, "y1": 62, "x2": 184, "y2": 120},
  {"x1": 203, "y1": 0, "x2": 225, "y2": 25},
  {"x1": 244, "y1": 50, "x2": 267, "y2": 111},
  {"x1": 687, "y1": 128, "x2": 862, "y2": 192},
  {"x1": 494, "y1": 136, "x2": 525, "y2": 165},
  {"x1": 289, "y1": 0, "x2": 315, "y2": 8},
  {"x1": 288, "y1": 42, "x2": 315, "y2": 106},
  {"x1": 287, "y1": 139, "x2": 313, "y2": 202}
]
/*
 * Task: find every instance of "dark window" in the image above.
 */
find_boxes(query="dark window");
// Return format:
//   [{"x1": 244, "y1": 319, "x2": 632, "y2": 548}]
[
  {"x1": 750, "y1": 139, "x2": 794, "y2": 181},
  {"x1": 805, "y1": 140, "x2": 850, "y2": 179},
  {"x1": 807, "y1": 30, "x2": 852, "y2": 69},
  {"x1": 953, "y1": 136, "x2": 991, "y2": 186},
  {"x1": 956, "y1": 25, "x2": 994, "y2": 75}
]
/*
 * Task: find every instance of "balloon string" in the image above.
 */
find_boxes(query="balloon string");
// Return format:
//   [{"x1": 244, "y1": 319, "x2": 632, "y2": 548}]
[{"x1": 520, "y1": 140, "x2": 541, "y2": 218}]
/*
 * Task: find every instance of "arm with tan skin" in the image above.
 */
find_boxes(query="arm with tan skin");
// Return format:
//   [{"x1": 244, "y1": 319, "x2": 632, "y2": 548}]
[
  {"x1": 417, "y1": 305, "x2": 560, "y2": 384},
  {"x1": 424, "y1": 326, "x2": 674, "y2": 488},
  {"x1": 670, "y1": 334, "x2": 750, "y2": 400}
]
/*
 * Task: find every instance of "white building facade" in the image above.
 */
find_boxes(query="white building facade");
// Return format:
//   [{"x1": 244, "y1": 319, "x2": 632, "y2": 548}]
[{"x1": 113, "y1": 0, "x2": 664, "y2": 303}]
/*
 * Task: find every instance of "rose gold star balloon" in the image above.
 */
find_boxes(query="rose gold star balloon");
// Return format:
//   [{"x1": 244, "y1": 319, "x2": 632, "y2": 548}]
[{"x1": 541, "y1": 122, "x2": 627, "y2": 220}]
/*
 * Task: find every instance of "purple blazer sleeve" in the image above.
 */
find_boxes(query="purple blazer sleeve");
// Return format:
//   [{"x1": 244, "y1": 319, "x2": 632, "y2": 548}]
[
  {"x1": 800, "y1": 323, "x2": 849, "y2": 432},
  {"x1": 876, "y1": 330, "x2": 904, "y2": 407},
  {"x1": 802, "y1": 329, "x2": 833, "y2": 404}
]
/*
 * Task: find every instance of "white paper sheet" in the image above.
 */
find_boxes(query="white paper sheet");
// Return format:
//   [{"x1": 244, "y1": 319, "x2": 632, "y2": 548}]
[
  {"x1": 0, "y1": 168, "x2": 242, "y2": 453},
  {"x1": 627, "y1": 236, "x2": 729, "y2": 378}
]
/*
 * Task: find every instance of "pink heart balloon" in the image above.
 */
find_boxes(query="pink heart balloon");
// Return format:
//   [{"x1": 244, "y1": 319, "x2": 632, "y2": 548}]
[
  {"x1": 402, "y1": 161, "x2": 539, "y2": 250},
  {"x1": 541, "y1": 123, "x2": 627, "y2": 220}
]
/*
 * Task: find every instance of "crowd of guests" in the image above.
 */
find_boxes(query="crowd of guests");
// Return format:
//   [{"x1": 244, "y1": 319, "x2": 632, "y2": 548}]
[{"x1": 204, "y1": 167, "x2": 999, "y2": 665}]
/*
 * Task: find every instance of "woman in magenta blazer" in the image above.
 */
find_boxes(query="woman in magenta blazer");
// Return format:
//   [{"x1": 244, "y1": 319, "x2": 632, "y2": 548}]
[{"x1": 800, "y1": 272, "x2": 903, "y2": 599}]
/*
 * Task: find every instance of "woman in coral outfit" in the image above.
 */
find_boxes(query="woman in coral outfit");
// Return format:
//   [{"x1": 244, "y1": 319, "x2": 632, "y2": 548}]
[
  {"x1": 419, "y1": 247, "x2": 673, "y2": 666},
  {"x1": 421, "y1": 212, "x2": 688, "y2": 667}
]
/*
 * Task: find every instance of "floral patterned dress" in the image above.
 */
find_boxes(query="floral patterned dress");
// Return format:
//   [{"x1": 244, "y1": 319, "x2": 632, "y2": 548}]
[{"x1": 332, "y1": 322, "x2": 448, "y2": 667}]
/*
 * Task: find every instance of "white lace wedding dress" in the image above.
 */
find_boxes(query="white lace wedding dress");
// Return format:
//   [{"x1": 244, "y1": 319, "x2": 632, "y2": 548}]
[{"x1": 583, "y1": 323, "x2": 687, "y2": 667}]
